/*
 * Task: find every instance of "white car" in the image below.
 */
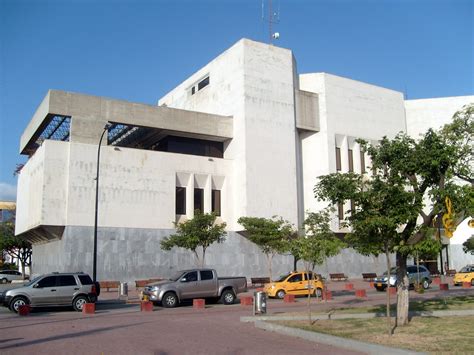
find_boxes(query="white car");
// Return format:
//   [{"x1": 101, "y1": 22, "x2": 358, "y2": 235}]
[{"x1": 0, "y1": 270, "x2": 24, "y2": 284}]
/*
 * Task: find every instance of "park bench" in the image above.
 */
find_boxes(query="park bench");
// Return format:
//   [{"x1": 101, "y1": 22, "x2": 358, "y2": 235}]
[
  {"x1": 99, "y1": 280, "x2": 120, "y2": 292},
  {"x1": 135, "y1": 278, "x2": 164, "y2": 289},
  {"x1": 250, "y1": 277, "x2": 270, "y2": 287},
  {"x1": 361, "y1": 273, "x2": 377, "y2": 281},
  {"x1": 446, "y1": 269, "x2": 457, "y2": 277},
  {"x1": 329, "y1": 273, "x2": 348, "y2": 281}
]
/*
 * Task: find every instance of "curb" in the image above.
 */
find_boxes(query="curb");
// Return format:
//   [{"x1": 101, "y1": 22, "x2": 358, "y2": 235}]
[{"x1": 254, "y1": 320, "x2": 425, "y2": 355}]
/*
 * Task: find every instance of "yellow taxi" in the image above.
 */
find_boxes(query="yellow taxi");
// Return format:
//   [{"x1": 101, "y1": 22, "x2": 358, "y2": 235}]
[
  {"x1": 263, "y1": 271, "x2": 324, "y2": 299},
  {"x1": 453, "y1": 264, "x2": 474, "y2": 286}
]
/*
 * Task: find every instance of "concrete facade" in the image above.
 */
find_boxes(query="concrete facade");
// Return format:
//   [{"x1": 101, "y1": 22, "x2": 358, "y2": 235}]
[{"x1": 15, "y1": 39, "x2": 473, "y2": 281}]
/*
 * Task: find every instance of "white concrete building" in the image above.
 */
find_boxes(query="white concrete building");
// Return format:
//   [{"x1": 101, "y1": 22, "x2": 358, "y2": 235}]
[{"x1": 15, "y1": 39, "x2": 473, "y2": 281}]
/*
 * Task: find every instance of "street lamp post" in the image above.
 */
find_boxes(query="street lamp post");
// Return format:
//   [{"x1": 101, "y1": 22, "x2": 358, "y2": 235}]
[{"x1": 93, "y1": 123, "x2": 110, "y2": 283}]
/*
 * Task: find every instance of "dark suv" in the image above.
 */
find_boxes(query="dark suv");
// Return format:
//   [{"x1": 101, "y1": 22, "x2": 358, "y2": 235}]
[
  {"x1": 374, "y1": 265, "x2": 432, "y2": 291},
  {"x1": 0, "y1": 272, "x2": 98, "y2": 312}
]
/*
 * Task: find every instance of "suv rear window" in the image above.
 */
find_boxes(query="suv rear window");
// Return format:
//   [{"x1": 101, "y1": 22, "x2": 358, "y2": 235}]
[
  {"x1": 78, "y1": 275, "x2": 93, "y2": 285},
  {"x1": 58, "y1": 275, "x2": 77, "y2": 286}
]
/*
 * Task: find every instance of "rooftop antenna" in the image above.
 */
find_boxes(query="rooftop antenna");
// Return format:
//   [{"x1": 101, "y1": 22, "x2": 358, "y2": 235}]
[{"x1": 262, "y1": 0, "x2": 280, "y2": 44}]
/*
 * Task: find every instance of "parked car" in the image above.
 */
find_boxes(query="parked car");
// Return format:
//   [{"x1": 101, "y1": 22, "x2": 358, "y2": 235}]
[
  {"x1": 263, "y1": 271, "x2": 324, "y2": 299},
  {"x1": 0, "y1": 272, "x2": 98, "y2": 313},
  {"x1": 142, "y1": 268, "x2": 247, "y2": 308},
  {"x1": 0, "y1": 270, "x2": 24, "y2": 284},
  {"x1": 453, "y1": 265, "x2": 474, "y2": 286},
  {"x1": 374, "y1": 265, "x2": 432, "y2": 292}
]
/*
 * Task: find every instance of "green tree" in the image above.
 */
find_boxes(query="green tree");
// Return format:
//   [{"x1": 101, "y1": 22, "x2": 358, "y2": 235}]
[
  {"x1": 463, "y1": 236, "x2": 474, "y2": 255},
  {"x1": 237, "y1": 216, "x2": 294, "y2": 280},
  {"x1": 440, "y1": 103, "x2": 473, "y2": 184},
  {"x1": 293, "y1": 207, "x2": 344, "y2": 323},
  {"x1": 0, "y1": 211, "x2": 32, "y2": 279},
  {"x1": 315, "y1": 125, "x2": 472, "y2": 327},
  {"x1": 160, "y1": 211, "x2": 226, "y2": 267}
]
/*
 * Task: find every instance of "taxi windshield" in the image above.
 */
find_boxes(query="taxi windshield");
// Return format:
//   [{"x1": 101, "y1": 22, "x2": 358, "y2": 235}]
[{"x1": 275, "y1": 273, "x2": 292, "y2": 282}]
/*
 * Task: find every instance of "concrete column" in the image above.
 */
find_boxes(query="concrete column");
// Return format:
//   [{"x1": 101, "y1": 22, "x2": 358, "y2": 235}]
[{"x1": 186, "y1": 174, "x2": 194, "y2": 218}]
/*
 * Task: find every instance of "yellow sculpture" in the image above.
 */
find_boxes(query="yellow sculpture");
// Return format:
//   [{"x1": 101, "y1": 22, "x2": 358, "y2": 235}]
[{"x1": 442, "y1": 197, "x2": 455, "y2": 238}]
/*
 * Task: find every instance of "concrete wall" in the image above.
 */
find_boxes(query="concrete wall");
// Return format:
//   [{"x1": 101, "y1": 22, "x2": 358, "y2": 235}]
[
  {"x1": 405, "y1": 96, "x2": 474, "y2": 137},
  {"x1": 31, "y1": 226, "x2": 391, "y2": 282},
  {"x1": 159, "y1": 39, "x2": 299, "y2": 225},
  {"x1": 298, "y1": 73, "x2": 406, "y2": 223}
]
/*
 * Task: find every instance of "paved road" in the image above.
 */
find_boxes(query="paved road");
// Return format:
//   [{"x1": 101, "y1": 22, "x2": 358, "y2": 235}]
[{"x1": 0, "y1": 279, "x2": 471, "y2": 355}]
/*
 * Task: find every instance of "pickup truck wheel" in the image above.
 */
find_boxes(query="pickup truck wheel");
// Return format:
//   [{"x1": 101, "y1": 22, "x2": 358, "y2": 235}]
[
  {"x1": 276, "y1": 289, "x2": 285, "y2": 299},
  {"x1": 9, "y1": 296, "x2": 29, "y2": 313},
  {"x1": 221, "y1": 290, "x2": 236, "y2": 305},
  {"x1": 162, "y1": 292, "x2": 178, "y2": 308}
]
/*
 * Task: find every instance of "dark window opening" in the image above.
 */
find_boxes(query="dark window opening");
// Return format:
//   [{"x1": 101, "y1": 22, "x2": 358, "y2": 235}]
[
  {"x1": 212, "y1": 190, "x2": 221, "y2": 216},
  {"x1": 194, "y1": 188, "x2": 204, "y2": 213},
  {"x1": 360, "y1": 151, "x2": 366, "y2": 173},
  {"x1": 348, "y1": 149, "x2": 353, "y2": 172},
  {"x1": 198, "y1": 76, "x2": 210, "y2": 91},
  {"x1": 158, "y1": 136, "x2": 223, "y2": 158},
  {"x1": 191, "y1": 86, "x2": 196, "y2": 95},
  {"x1": 338, "y1": 203, "x2": 344, "y2": 221},
  {"x1": 336, "y1": 147, "x2": 341, "y2": 171},
  {"x1": 176, "y1": 187, "x2": 186, "y2": 215}
]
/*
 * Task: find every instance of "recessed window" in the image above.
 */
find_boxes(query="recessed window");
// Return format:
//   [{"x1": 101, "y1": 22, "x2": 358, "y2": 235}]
[
  {"x1": 348, "y1": 149, "x2": 353, "y2": 172},
  {"x1": 360, "y1": 151, "x2": 366, "y2": 173},
  {"x1": 338, "y1": 203, "x2": 344, "y2": 220},
  {"x1": 198, "y1": 76, "x2": 210, "y2": 91},
  {"x1": 176, "y1": 187, "x2": 186, "y2": 215},
  {"x1": 190, "y1": 76, "x2": 210, "y2": 95},
  {"x1": 194, "y1": 188, "x2": 204, "y2": 213},
  {"x1": 336, "y1": 147, "x2": 341, "y2": 171},
  {"x1": 212, "y1": 190, "x2": 221, "y2": 216}
]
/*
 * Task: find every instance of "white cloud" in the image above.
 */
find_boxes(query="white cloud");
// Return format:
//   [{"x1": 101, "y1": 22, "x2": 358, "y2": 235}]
[{"x1": 0, "y1": 182, "x2": 17, "y2": 201}]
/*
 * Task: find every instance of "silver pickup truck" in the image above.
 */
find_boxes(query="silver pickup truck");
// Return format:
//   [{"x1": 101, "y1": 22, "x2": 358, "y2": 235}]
[{"x1": 142, "y1": 268, "x2": 247, "y2": 308}]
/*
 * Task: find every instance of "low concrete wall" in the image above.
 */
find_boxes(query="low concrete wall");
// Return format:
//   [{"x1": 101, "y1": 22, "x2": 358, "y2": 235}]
[{"x1": 31, "y1": 226, "x2": 391, "y2": 282}]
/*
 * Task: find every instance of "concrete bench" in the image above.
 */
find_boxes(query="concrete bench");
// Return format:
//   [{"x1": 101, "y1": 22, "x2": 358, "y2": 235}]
[
  {"x1": 362, "y1": 273, "x2": 377, "y2": 281},
  {"x1": 250, "y1": 277, "x2": 270, "y2": 287},
  {"x1": 99, "y1": 281, "x2": 120, "y2": 292},
  {"x1": 329, "y1": 273, "x2": 348, "y2": 281}
]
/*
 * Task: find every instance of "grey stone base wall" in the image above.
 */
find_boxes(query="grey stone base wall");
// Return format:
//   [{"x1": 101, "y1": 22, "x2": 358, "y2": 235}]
[{"x1": 32, "y1": 226, "x2": 393, "y2": 282}]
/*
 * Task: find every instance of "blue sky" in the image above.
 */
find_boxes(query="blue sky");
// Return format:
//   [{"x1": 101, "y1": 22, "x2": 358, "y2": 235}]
[{"x1": 0, "y1": 0, "x2": 472, "y2": 201}]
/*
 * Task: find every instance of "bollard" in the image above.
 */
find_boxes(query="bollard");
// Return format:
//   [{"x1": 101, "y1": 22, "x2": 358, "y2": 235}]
[
  {"x1": 355, "y1": 289, "x2": 366, "y2": 298},
  {"x1": 283, "y1": 294, "x2": 295, "y2": 303},
  {"x1": 254, "y1": 291, "x2": 267, "y2": 315},
  {"x1": 82, "y1": 303, "x2": 95, "y2": 314},
  {"x1": 193, "y1": 299, "x2": 205, "y2": 309},
  {"x1": 345, "y1": 283, "x2": 354, "y2": 291},
  {"x1": 240, "y1": 296, "x2": 253, "y2": 306},
  {"x1": 388, "y1": 287, "x2": 397, "y2": 295},
  {"x1": 140, "y1": 301, "x2": 153, "y2": 312},
  {"x1": 462, "y1": 282, "x2": 471, "y2": 289},
  {"x1": 323, "y1": 290, "x2": 332, "y2": 300},
  {"x1": 369, "y1": 282, "x2": 374, "y2": 288},
  {"x1": 439, "y1": 283, "x2": 449, "y2": 291},
  {"x1": 18, "y1": 305, "x2": 30, "y2": 316},
  {"x1": 433, "y1": 277, "x2": 441, "y2": 285}
]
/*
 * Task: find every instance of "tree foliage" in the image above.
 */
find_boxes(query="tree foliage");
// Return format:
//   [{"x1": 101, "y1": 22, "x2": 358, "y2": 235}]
[
  {"x1": 0, "y1": 211, "x2": 32, "y2": 278},
  {"x1": 314, "y1": 107, "x2": 473, "y2": 327},
  {"x1": 161, "y1": 211, "x2": 226, "y2": 267},
  {"x1": 463, "y1": 236, "x2": 474, "y2": 255},
  {"x1": 238, "y1": 216, "x2": 294, "y2": 279}
]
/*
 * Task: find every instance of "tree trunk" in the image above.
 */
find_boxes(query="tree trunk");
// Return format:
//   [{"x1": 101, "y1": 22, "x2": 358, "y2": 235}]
[
  {"x1": 293, "y1": 256, "x2": 298, "y2": 272},
  {"x1": 266, "y1": 253, "x2": 274, "y2": 281},
  {"x1": 396, "y1": 253, "x2": 409, "y2": 326},
  {"x1": 201, "y1": 247, "x2": 206, "y2": 268},
  {"x1": 384, "y1": 246, "x2": 392, "y2": 336}
]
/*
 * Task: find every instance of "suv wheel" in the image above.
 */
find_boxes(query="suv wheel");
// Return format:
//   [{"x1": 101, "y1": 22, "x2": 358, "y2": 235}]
[
  {"x1": 422, "y1": 279, "x2": 430, "y2": 290},
  {"x1": 73, "y1": 295, "x2": 89, "y2": 312},
  {"x1": 10, "y1": 296, "x2": 29, "y2": 313}
]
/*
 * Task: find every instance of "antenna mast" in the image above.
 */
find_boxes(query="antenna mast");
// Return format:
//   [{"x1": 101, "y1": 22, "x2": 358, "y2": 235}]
[{"x1": 262, "y1": 0, "x2": 280, "y2": 44}]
